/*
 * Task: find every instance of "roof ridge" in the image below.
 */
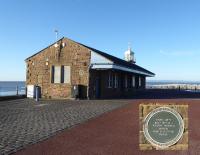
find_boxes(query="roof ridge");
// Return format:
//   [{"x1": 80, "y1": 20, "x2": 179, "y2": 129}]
[
  {"x1": 76, "y1": 42, "x2": 155, "y2": 76},
  {"x1": 25, "y1": 36, "x2": 155, "y2": 76}
]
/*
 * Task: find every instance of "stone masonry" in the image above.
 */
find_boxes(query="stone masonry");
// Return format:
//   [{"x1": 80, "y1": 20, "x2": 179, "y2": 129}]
[
  {"x1": 26, "y1": 38, "x2": 91, "y2": 99},
  {"x1": 25, "y1": 37, "x2": 151, "y2": 99}
]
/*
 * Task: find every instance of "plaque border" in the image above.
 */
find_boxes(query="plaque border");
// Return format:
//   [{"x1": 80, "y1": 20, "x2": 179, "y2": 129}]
[{"x1": 143, "y1": 107, "x2": 184, "y2": 149}]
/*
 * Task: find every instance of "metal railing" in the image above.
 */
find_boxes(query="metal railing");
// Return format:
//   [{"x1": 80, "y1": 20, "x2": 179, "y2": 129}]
[
  {"x1": 0, "y1": 86, "x2": 26, "y2": 97},
  {"x1": 146, "y1": 84, "x2": 200, "y2": 92}
]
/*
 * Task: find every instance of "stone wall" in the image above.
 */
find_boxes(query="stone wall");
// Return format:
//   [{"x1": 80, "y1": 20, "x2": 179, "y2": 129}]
[
  {"x1": 26, "y1": 38, "x2": 91, "y2": 99},
  {"x1": 139, "y1": 103, "x2": 188, "y2": 150}
]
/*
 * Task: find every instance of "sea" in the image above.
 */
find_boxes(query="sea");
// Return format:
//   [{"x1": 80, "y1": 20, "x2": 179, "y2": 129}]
[
  {"x1": 0, "y1": 80, "x2": 200, "y2": 97},
  {"x1": 147, "y1": 80, "x2": 200, "y2": 90},
  {"x1": 0, "y1": 81, "x2": 25, "y2": 96},
  {"x1": 147, "y1": 80, "x2": 200, "y2": 86}
]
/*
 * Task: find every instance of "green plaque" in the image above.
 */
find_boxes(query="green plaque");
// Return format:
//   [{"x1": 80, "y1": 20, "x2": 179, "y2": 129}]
[{"x1": 143, "y1": 107, "x2": 184, "y2": 148}]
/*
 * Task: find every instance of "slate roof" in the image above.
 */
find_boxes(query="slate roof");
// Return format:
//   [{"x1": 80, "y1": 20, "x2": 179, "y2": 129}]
[
  {"x1": 79, "y1": 43, "x2": 155, "y2": 76},
  {"x1": 26, "y1": 37, "x2": 155, "y2": 76}
]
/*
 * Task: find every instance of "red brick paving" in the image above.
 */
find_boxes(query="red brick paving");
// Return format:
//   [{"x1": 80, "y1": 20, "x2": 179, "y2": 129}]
[{"x1": 14, "y1": 99, "x2": 200, "y2": 155}]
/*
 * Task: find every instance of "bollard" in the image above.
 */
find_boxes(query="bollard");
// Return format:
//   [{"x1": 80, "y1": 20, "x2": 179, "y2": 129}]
[{"x1": 35, "y1": 86, "x2": 39, "y2": 102}]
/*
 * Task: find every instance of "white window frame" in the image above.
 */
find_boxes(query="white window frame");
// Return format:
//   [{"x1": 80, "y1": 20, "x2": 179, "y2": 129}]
[
  {"x1": 139, "y1": 76, "x2": 142, "y2": 87},
  {"x1": 54, "y1": 66, "x2": 61, "y2": 83},
  {"x1": 52, "y1": 65, "x2": 71, "y2": 84},
  {"x1": 132, "y1": 75, "x2": 135, "y2": 87},
  {"x1": 108, "y1": 72, "x2": 113, "y2": 88},
  {"x1": 64, "y1": 66, "x2": 70, "y2": 84}
]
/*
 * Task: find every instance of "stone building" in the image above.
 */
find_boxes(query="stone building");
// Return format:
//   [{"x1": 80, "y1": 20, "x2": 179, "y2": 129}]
[{"x1": 25, "y1": 37, "x2": 155, "y2": 99}]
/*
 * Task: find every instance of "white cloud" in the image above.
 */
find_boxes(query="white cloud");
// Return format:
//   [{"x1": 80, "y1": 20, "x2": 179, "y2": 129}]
[{"x1": 159, "y1": 50, "x2": 198, "y2": 56}]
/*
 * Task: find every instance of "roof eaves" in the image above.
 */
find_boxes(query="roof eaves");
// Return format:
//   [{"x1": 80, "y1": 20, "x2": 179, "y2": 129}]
[
  {"x1": 78, "y1": 43, "x2": 155, "y2": 76},
  {"x1": 25, "y1": 36, "x2": 155, "y2": 76}
]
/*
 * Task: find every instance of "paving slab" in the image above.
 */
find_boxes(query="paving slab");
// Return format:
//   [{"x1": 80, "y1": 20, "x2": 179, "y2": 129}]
[
  {"x1": 0, "y1": 99, "x2": 128, "y2": 154},
  {"x1": 14, "y1": 99, "x2": 200, "y2": 155}
]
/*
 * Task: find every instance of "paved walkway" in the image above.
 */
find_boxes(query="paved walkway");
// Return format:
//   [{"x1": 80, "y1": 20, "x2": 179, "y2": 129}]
[
  {"x1": 0, "y1": 99, "x2": 128, "y2": 154},
  {"x1": 14, "y1": 99, "x2": 200, "y2": 155}
]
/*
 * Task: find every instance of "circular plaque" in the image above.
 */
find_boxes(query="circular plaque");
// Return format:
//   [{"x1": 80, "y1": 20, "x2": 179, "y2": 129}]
[
  {"x1": 143, "y1": 107, "x2": 184, "y2": 148},
  {"x1": 79, "y1": 70, "x2": 84, "y2": 76}
]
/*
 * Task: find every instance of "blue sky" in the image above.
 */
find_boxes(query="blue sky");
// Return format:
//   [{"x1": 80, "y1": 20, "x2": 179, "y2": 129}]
[{"x1": 0, "y1": 0, "x2": 200, "y2": 81}]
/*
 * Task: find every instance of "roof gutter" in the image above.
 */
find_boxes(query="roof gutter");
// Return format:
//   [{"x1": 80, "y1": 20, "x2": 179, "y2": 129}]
[{"x1": 90, "y1": 63, "x2": 155, "y2": 77}]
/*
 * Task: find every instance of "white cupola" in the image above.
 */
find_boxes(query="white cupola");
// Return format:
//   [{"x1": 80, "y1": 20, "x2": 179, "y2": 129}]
[{"x1": 124, "y1": 44, "x2": 136, "y2": 63}]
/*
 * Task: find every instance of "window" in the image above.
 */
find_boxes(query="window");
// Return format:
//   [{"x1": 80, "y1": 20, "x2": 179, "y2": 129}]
[
  {"x1": 139, "y1": 76, "x2": 142, "y2": 87},
  {"x1": 54, "y1": 66, "x2": 61, "y2": 83},
  {"x1": 124, "y1": 75, "x2": 128, "y2": 88},
  {"x1": 108, "y1": 72, "x2": 113, "y2": 88},
  {"x1": 64, "y1": 66, "x2": 70, "y2": 83},
  {"x1": 51, "y1": 65, "x2": 70, "y2": 84},
  {"x1": 114, "y1": 74, "x2": 118, "y2": 88},
  {"x1": 132, "y1": 76, "x2": 135, "y2": 87}
]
